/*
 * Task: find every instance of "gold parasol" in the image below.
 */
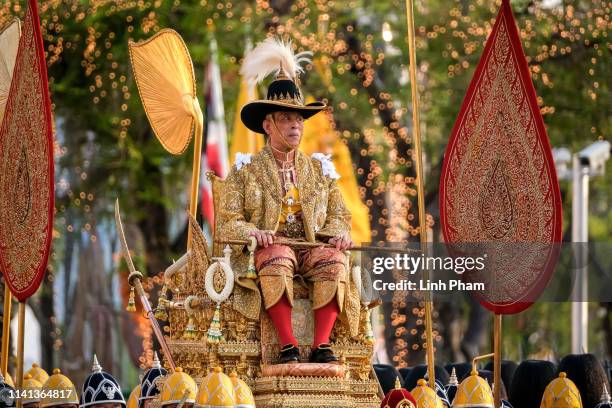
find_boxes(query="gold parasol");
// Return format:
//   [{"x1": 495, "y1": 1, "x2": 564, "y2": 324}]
[
  {"x1": 0, "y1": 18, "x2": 21, "y2": 128},
  {"x1": 128, "y1": 29, "x2": 204, "y2": 247}
]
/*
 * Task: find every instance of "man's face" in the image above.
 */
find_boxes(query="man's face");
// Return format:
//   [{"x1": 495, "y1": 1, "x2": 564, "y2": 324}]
[
  {"x1": 141, "y1": 399, "x2": 153, "y2": 408},
  {"x1": 264, "y1": 111, "x2": 304, "y2": 149}
]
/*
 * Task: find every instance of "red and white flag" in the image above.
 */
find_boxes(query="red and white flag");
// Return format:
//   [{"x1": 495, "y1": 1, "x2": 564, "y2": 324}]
[{"x1": 200, "y1": 36, "x2": 229, "y2": 227}]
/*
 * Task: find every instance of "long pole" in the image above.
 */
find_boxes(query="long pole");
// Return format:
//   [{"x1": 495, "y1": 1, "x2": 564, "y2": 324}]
[
  {"x1": 15, "y1": 302, "x2": 25, "y2": 408},
  {"x1": 405, "y1": 0, "x2": 436, "y2": 387},
  {"x1": 571, "y1": 154, "x2": 588, "y2": 353},
  {"x1": 1, "y1": 286, "x2": 11, "y2": 377},
  {"x1": 187, "y1": 102, "x2": 204, "y2": 250},
  {"x1": 493, "y1": 314, "x2": 502, "y2": 408}
]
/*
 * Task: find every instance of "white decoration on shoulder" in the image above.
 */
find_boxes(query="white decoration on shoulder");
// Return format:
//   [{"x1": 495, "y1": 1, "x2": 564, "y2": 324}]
[
  {"x1": 234, "y1": 152, "x2": 253, "y2": 170},
  {"x1": 311, "y1": 152, "x2": 340, "y2": 180}
]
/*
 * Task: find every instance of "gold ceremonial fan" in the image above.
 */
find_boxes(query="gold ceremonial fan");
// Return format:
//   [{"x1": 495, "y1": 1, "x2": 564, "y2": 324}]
[
  {"x1": 0, "y1": 18, "x2": 21, "y2": 127},
  {"x1": 128, "y1": 29, "x2": 204, "y2": 247}
]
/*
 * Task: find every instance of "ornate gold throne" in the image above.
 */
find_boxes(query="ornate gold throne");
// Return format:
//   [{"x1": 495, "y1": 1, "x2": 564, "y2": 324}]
[{"x1": 159, "y1": 172, "x2": 381, "y2": 408}]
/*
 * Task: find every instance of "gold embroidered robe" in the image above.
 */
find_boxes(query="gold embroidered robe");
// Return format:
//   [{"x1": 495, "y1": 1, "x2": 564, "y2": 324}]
[{"x1": 217, "y1": 145, "x2": 361, "y2": 335}]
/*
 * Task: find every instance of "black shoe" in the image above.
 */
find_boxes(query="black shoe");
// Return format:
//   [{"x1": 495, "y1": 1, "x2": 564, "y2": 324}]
[
  {"x1": 309, "y1": 343, "x2": 339, "y2": 364},
  {"x1": 278, "y1": 344, "x2": 300, "y2": 364}
]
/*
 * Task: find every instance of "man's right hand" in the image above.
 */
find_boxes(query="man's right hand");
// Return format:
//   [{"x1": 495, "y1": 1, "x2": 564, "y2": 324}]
[{"x1": 249, "y1": 230, "x2": 275, "y2": 248}]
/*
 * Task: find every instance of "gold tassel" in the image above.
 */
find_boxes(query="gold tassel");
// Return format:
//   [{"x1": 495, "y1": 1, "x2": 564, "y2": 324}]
[
  {"x1": 184, "y1": 316, "x2": 196, "y2": 339},
  {"x1": 246, "y1": 250, "x2": 257, "y2": 279},
  {"x1": 126, "y1": 286, "x2": 136, "y2": 312},
  {"x1": 207, "y1": 303, "x2": 223, "y2": 344},
  {"x1": 155, "y1": 287, "x2": 168, "y2": 321}
]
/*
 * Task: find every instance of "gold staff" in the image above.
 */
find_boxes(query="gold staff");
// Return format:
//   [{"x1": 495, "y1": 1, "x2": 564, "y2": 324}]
[
  {"x1": 405, "y1": 0, "x2": 436, "y2": 387},
  {"x1": 16, "y1": 302, "x2": 24, "y2": 408},
  {"x1": 494, "y1": 314, "x2": 502, "y2": 407},
  {"x1": 1, "y1": 287, "x2": 11, "y2": 378}
]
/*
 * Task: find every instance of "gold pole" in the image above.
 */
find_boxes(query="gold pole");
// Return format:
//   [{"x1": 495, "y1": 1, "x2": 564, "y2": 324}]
[
  {"x1": 187, "y1": 100, "x2": 204, "y2": 250},
  {"x1": 494, "y1": 314, "x2": 502, "y2": 408},
  {"x1": 15, "y1": 302, "x2": 25, "y2": 408},
  {"x1": 1, "y1": 286, "x2": 11, "y2": 377},
  {"x1": 405, "y1": 0, "x2": 435, "y2": 387}
]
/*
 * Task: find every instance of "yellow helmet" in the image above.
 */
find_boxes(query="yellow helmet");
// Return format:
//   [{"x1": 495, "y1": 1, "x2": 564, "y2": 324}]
[
  {"x1": 160, "y1": 368, "x2": 197, "y2": 407},
  {"x1": 195, "y1": 367, "x2": 235, "y2": 407},
  {"x1": 452, "y1": 370, "x2": 494, "y2": 408},
  {"x1": 40, "y1": 368, "x2": 79, "y2": 408},
  {"x1": 4, "y1": 372, "x2": 14, "y2": 387},
  {"x1": 540, "y1": 372, "x2": 583, "y2": 408},
  {"x1": 127, "y1": 384, "x2": 141, "y2": 408},
  {"x1": 27, "y1": 363, "x2": 50, "y2": 385},
  {"x1": 229, "y1": 372, "x2": 255, "y2": 408},
  {"x1": 23, "y1": 374, "x2": 43, "y2": 404},
  {"x1": 411, "y1": 379, "x2": 445, "y2": 408}
]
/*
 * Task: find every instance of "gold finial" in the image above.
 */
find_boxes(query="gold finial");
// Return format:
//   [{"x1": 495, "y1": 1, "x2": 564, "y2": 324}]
[
  {"x1": 559, "y1": 372, "x2": 567, "y2": 379},
  {"x1": 213, "y1": 367, "x2": 223, "y2": 373},
  {"x1": 417, "y1": 379, "x2": 427, "y2": 387},
  {"x1": 395, "y1": 376, "x2": 401, "y2": 389},
  {"x1": 53, "y1": 368, "x2": 61, "y2": 375}
]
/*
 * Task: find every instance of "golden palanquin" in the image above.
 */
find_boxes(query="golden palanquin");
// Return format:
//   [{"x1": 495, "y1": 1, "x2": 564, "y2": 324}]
[{"x1": 158, "y1": 172, "x2": 381, "y2": 408}]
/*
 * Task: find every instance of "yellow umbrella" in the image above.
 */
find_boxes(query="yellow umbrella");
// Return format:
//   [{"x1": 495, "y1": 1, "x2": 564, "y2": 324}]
[
  {"x1": 0, "y1": 18, "x2": 21, "y2": 128},
  {"x1": 128, "y1": 29, "x2": 204, "y2": 248}
]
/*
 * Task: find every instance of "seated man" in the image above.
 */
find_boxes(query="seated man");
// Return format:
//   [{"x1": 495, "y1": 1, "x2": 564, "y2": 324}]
[{"x1": 219, "y1": 38, "x2": 353, "y2": 364}]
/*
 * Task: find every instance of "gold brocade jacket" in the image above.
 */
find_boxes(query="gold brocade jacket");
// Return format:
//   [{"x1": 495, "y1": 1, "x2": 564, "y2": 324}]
[
  {"x1": 218, "y1": 146, "x2": 361, "y2": 334},
  {"x1": 219, "y1": 145, "x2": 351, "y2": 243}
]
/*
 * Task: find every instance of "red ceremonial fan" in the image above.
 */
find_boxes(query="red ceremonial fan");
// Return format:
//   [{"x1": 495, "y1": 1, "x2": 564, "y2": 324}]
[
  {"x1": 0, "y1": 0, "x2": 54, "y2": 302},
  {"x1": 439, "y1": 0, "x2": 562, "y2": 315}
]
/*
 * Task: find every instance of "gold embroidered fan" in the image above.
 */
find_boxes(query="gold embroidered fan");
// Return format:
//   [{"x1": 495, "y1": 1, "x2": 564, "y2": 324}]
[
  {"x1": 128, "y1": 29, "x2": 204, "y2": 247},
  {"x1": 0, "y1": 18, "x2": 21, "y2": 127}
]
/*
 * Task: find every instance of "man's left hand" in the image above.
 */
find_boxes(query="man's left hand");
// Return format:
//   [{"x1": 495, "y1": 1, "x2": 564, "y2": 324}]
[{"x1": 328, "y1": 232, "x2": 353, "y2": 251}]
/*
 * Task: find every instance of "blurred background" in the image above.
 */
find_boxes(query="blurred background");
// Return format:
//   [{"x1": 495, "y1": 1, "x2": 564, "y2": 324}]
[{"x1": 0, "y1": 0, "x2": 609, "y2": 391}]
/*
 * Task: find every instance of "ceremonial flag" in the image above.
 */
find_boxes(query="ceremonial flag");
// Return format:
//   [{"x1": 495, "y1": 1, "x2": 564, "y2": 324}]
[
  {"x1": 229, "y1": 74, "x2": 264, "y2": 164},
  {"x1": 302, "y1": 97, "x2": 372, "y2": 244},
  {"x1": 200, "y1": 35, "x2": 229, "y2": 226}
]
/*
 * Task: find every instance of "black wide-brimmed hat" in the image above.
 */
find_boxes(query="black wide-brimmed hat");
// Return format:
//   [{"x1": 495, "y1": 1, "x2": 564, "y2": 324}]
[{"x1": 239, "y1": 37, "x2": 326, "y2": 135}]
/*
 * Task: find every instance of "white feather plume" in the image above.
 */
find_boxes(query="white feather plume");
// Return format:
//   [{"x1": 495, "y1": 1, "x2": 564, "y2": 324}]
[{"x1": 240, "y1": 37, "x2": 312, "y2": 85}]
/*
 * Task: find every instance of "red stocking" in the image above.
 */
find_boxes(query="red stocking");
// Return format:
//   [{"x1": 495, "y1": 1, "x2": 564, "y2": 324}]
[
  {"x1": 267, "y1": 295, "x2": 297, "y2": 347},
  {"x1": 313, "y1": 300, "x2": 339, "y2": 348}
]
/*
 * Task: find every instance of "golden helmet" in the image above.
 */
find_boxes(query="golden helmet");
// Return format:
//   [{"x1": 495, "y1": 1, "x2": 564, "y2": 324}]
[
  {"x1": 452, "y1": 370, "x2": 494, "y2": 408},
  {"x1": 40, "y1": 368, "x2": 80, "y2": 408},
  {"x1": 127, "y1": 384, "x2": 141, "y2": 408},
  {"x1": 229, "y1": 372, "x2": 255, "y2": 408},
  {"x1": 160, "y1": 367, "x2": 197, "y2": 407},
  {"x1": 195, "y1": 367, "x2": 235, "y2": 407},
  {"x1": 4, "y1": 372, "x2": 14, "y2": 387},
  {"x1": 411, "y1": 379, "x2": 444, "y2": 408},
  {"x1": 27, "y1": 363, "x2": 50, "y2": 385},
  {"x1": 540, "y1": 372, "x2": 583, "y2": 408},
  {"x1": 23, "y1": 374, "x2": 43, "y2": 404}
]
